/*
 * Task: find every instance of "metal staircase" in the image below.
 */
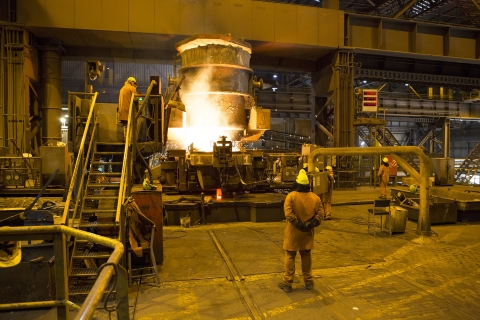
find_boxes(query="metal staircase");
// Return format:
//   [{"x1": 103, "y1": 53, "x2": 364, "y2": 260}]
[
  {"x1": 417, "y1": 129, "x2": 443, "y2": 154},
  {"x1": 454, "y1": 142, "x2": 480, "y2": 184},
  {"x1": 68, "y1": 142, "x2": 126, "y2": 302},
  {"x1": 64, "y1": 91, "x2": 132, "y2": 304},
  {"x1": 65, "y1": 80, "x2": 160, "y2": 303},
  {"x1": 359, "y1": 125, "x2": 419, "y2": 175},
  {"x1": 358, "y1": 127, "x2": 372, "y2": 146}
]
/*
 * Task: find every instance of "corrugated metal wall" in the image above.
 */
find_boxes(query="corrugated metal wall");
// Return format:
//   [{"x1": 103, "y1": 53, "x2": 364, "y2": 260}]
[{"x1": 61, "y1": 61, "x2": 174, "y2": 104}]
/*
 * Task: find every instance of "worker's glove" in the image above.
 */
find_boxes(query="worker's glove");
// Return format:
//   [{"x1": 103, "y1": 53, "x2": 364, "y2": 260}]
[
  {"x1": 292, "y1": 220, "x2": 309, "y2": 232},
  {"x1": 304, "y1": 217, "x2": 320, "y2": 231}
]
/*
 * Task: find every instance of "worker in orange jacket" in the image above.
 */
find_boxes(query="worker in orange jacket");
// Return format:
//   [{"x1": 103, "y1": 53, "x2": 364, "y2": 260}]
[
  {"x1": 118, "y1": 77, "x2": 137, "y2": 139},
  {"x1": 378, "y1": 157, "x2": 390, "y2": 199},
  {"x1": 320, "y1": 166, "x2": 334, "y2": 220}
]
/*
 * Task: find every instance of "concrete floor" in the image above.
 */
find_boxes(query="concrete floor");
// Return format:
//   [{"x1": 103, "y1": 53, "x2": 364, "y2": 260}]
[{"x1": 3, "y1": 185, "x2": 480, "y2": 319}]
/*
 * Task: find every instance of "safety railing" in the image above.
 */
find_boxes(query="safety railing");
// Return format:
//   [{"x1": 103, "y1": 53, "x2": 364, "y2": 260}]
[
  {"x1": 62, "y1": 92, "x2": 99, "y2": 227},
  {"x1": 115, "y1": 90, "x2": 136, "y2": 226},
  {"x1": 0, "y1": 225, "x2": 129, "y2": 320}
]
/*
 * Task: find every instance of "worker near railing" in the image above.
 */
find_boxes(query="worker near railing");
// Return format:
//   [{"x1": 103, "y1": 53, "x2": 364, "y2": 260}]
[
  {"x1": 320, "y1": 166, "x2": 334, "y2": 220},
  {"x1": 378, "y1": 157, "x2": 390, "y2": 199},
  {"x1": 279, "y1": 170, "x2": 323, "y2": 293},
  {"x1": 118, "y1": 76, "x2": 137, "y2": 140}
]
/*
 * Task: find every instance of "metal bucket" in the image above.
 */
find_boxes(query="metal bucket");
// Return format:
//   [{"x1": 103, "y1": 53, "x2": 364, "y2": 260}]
[{"x1": 180, "y1": 216, "x2": 191, "y2": 228}]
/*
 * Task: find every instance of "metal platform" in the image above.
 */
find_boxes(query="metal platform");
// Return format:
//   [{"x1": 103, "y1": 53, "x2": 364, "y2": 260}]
[{"x1": 163, "y1": 192, "x2": 287, "y2": 225}]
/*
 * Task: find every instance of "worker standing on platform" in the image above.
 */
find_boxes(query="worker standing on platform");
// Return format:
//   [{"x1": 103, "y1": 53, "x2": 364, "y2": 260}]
[
  {"x1": 278, "y1": 170, "x2": 323, "y2": 293},
  {"x1": 320, "y1": 166, "x2": 334, "y2": 220},
  {"x1": 118, "y1": 77, "x2": 137, "y2": 139},
  {"x1": 378, "y1": 157, "x2": 390, "y2": 199}
]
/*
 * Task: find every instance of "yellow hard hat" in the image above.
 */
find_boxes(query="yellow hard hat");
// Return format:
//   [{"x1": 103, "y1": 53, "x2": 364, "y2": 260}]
[
  {"x1": 296, "y1": 170, "x2": 309, "y2": 185},
  {"x1": 303, "y1": 163, "x2": 308, "y2": 168},
  {"x1": 127, "y1": 77, "x2": 137, "y2": 84},
  {"x1": 326, "y1": 166, "x2": 332, "y2": 171},
  {"x1": 382, "y1": 157, "x2": 389, "y2": 163}
]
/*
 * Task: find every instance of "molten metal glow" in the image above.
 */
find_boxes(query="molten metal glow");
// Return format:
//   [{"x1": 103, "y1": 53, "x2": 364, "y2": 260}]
[{"x1": 168, "y1": 67, "x2": 244, "y2": 152}]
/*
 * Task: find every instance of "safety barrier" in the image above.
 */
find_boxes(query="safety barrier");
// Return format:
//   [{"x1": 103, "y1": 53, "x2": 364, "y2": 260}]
[{"x1": 0, "y1": 225, "x2": 129, "y2": 320}]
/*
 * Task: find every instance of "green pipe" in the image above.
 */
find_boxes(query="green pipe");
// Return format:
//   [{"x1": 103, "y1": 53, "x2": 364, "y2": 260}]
[{"x1": 308, "y1": 146, "x2": 432, "y2": 236}]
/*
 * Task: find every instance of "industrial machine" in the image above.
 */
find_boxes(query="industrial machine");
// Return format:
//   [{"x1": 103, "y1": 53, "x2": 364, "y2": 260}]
[{"x1": 148, "y1": 34, "x2": 327, "y2": 195}]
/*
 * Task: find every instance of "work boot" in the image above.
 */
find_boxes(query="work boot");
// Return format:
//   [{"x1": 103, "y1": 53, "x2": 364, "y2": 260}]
[
  {"x1": 278, "y1": 282, "x2": 292, "y2": 293},
  {"x1": 305, "y1": 282, "x2": 314, "y2": 290}
]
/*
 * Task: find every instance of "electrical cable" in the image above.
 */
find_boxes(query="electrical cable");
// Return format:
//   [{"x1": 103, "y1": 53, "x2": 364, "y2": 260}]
[
  {"x1": 163, "y1": 230, "x2": 187, "y2": 241},
  {"x1": 131, "y1": 279, "x2": 142, "y2": 320},
  {"x1": 97, "y1": 262, "x2": 119, "y2": 320},
  {"x1": 0, "y1": 213, "x2": 20, "y2": 224}
]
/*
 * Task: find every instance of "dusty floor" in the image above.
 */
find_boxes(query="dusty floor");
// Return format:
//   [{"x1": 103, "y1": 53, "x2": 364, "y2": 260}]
[{"x1": 2, "y1": 185, "x2": 480, "y2": 319}]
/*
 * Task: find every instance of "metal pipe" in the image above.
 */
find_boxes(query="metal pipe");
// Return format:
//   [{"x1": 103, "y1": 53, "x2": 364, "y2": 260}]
[
  {"x1": 389, "y1": 154, "x2": 421, "y2": 182},
  {"x1": 308, "y1": 146, "x2": 432, "y2": 236},
  {"x1": 0, "y1": 300, "x2": 70, "y2": 310},
  {"x1": 67, "y1": 92, "x2": 96, "y2": 96},
  {"x1": 316, "y1": 121, "x2": 335, "y2": 140},
  {"x1": 0, "y1": 225, "x2": 123, "y2": 248}
]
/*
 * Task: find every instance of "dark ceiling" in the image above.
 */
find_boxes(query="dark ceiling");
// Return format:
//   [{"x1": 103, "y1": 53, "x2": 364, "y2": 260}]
[{"x1": 257, "y1": 0, "x2": 480, "y2": 29}]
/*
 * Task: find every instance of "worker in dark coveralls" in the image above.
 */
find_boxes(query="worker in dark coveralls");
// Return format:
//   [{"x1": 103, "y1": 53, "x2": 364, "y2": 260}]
[
  {"x1": 118, "y1": 76, "x2": 137, "y2": 139},
  {"x1": 320, "y1": 165, "x2": 334, "y2": 220},
  {"x1": 378, "y1": 157, "x2": 390, "y2": 199},
  {"x1": 278, "y1": 170, "x2": 324, "y2": 292}
]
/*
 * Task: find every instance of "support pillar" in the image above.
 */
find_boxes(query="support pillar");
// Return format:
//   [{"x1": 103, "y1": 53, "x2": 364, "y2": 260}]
[
  {"x1": 444, "y1": 118, "x2": 450, "y2": 158},
  {"x1": 39, "y1": 41, "x2": 62, "y2": 146},
  {"x1": 332, "y1": 51, "x2": 355, "y2": 148}
]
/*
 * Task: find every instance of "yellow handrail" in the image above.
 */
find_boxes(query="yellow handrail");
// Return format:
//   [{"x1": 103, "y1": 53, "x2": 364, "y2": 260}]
[
  {"x1": 62, "y1": 92, "x2": 99, "y2": 226},
  {"x1": 116, "y1": 93, "x2": 135, "y2": 224},
  {"x1": 0, "y1": 225, "x2": 129, "y2": 320}
]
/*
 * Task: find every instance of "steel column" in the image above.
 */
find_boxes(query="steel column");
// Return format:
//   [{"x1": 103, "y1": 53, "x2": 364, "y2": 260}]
[
  {"x1": 444, "y1": 118, "x2": 450, "y2": 158},
  {"x1": 53, "y1": 232, "x2": 69, "y2": 320},
  {"x1": 40, "y1": 48, "x2": 62, "y2": 146}
]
